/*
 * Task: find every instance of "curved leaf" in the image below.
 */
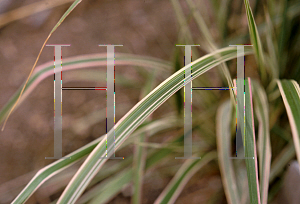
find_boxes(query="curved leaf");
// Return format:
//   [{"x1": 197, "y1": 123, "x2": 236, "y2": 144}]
[
  {"x1": 57, "y1": 46, "x2": 253, "y2": 204},
  {"x1": 277, "y1": 80, "x2": 300, "y2": 167},
  {"x1": 154, "y1": 152, "x2": 217, "y2": 204}
]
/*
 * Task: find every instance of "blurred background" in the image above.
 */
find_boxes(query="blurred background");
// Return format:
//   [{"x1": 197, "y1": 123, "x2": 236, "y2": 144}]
[{"x1": 0, "y1": 0, "x2": 300, "y2": 203}]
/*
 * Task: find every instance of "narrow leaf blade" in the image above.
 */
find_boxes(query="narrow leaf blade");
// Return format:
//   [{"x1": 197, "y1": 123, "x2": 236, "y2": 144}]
[{"x1": 277, "y1": 80, "x2": 300, "y2": 168}]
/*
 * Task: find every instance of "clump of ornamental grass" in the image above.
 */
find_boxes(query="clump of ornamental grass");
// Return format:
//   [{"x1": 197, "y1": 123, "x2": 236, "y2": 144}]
[{"x1": 0, "y1": 0, "x2": 300, "y2": 203}]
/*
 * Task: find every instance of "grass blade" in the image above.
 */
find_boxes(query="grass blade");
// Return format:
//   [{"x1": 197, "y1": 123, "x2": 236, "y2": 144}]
[
  {"x1": 216, "y1": 100, "x2": 240, "y2": 204},
  {"x1": 277, "y1": 80, "x2": 300, "y2": 168},
  {"x1": 0, "y1": 0, "x2": 75, "y2": 29},
  {"x1": 0, "y1": 53, "x2": 172, "y2": 125},
  {"x1": 185, "y1": 0, "x2": 236, "y2": 104},
  {"x1": 185, "y1": 0, "x2": 217, "y2": 52},
  {"x1": 264, "y1": 5, "x2": 279, "y2": 79},
  {"x1": 132, "y1": 69, "x2": 156, "y2": 204},
  {"x1": 234, "y1": 160, "x2": 249, "y2": 204},
  {"x1": 11, "y1": 114, "x2": 179, "y2": 204},
  {"x1": 252, "y1": 81, "x2": 271, "y2": 204},
  {"x1": 277, "y1": 0, "x2": 289, "y2": 76},
  {"x1": 154, "y1": 152, "x2": 217, "y2": 204},
  {"x1": 87, "y1": 169, "x2": 132, "y2": 204},
  {"x1": 56, "y1": 46, "x2": 253, "y2": 204},
  {"x1": 218, "y1": 0, "x2": 231, "y2": 41},
  {"x1": 244, "y1": 78, "x2": 261, "y2": 204},
  {"x1": 270, "y1": 141, "x2": 295, "y2": 183},
  {"x1": 11, "y1": 136, "x2": 102, "y2": 204},
  {"x1": 170, "y1": 0, "x2": 194, "y2": 46},
  {"x1": 243, "y1": 0, "x2": 269, "y2": 83},
  {"x1": 225, "y1": 1, "x2": 300, "y2": 46},
  {"x1": 78, "y1": 130, "x2": 185, "y2": 204},
  {"x1": 1, "y1": 0, "x2": 82, "y2": 131}
]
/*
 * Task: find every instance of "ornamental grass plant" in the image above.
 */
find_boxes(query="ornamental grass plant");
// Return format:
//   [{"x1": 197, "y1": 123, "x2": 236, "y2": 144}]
[{"x1": 0, "y1": 0, "x2": 300, "y2": 203}]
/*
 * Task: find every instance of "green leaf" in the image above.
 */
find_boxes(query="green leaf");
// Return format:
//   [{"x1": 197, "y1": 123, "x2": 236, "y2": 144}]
[
  {"x1": 185, "y1": 0, "x2": 217, "y2": 52},
  {"x1": 170, "y1": 0, "x2": 194, "y2": 46},
  {"x1": 244, "y1": 78, "x2": 261, "y2": 204},
  {"x1": 185, "y1": 0, "x2": 236, "y2": 104},
  {"x1": 277, "y1": 0, "x2": 289, "y2": 76},
  {"x1": 1, "y1": 0, "x2": 82, "y2": 130},
  {"x1": 244, "y1": 0, "x2": 269, "y2": 82},
  {"x1": 270, "y1": 141, "x2": 295, "y2": 183},
  {"x1": 216, "y1": 100, "x2": 240, "y2": 204},
  {"x1": 154, "y1": 152, "x2": 217, "y2": 204},
  {"x1": 132, "y1": 69, "x2": 156, "y2": 204},
  {"x1": 277, "y1": 80, "x2": 300, "y2": 168},
  {"x1": 78, "y1": 130, "x2": 185, "y2": 204},
  {"x1": 56, "y1": 46, "x2": 253, "y2": 204},
  {"x1": 85, "y1": 169, "x2": 132, "y2": 204},
  {"x1": 0, "y1": 53, "x2": 172, "y2": 125},
  {"x1": 11, "y1": 136, "x2": 102, "y2": 204},
  {"x1": 264, "y1": 5, "x2": 279, "y2": 79},
  {"x1": 11, "y1": 114, "x2": 180, "y2": 204},
  {"x1": 252, "y1": 81, "x2": 271, "y2": 204}
]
